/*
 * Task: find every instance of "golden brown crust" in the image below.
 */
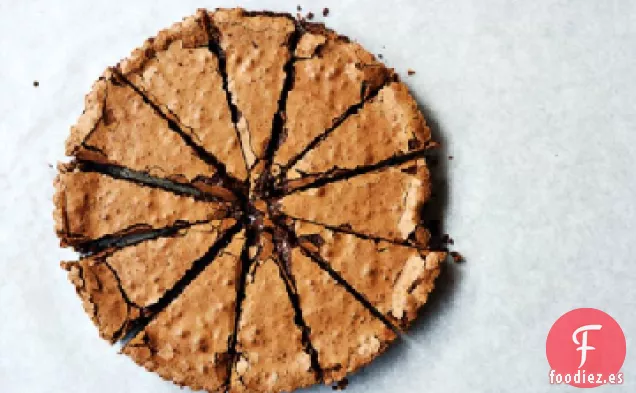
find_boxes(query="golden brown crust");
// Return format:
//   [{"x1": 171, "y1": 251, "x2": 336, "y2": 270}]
[
  {"x1": 117, "y1": 10, "x2": 247, "y2": 181},
  {"x1": 123, "y1": 232, "x2": 245, "y2": 393},
  {"x1": 273, "y1": 25, "x2": 393, "y2": 168},
  {"x1": 230, "y1": 237, "x2": 316, "y2": 393},
  {"x1": 53, "y1": 168, "x2": 227, "y2": 248},
  {"x1": 295, "y1": 222, "x2": 445, "y2": 327},
  {"x1": 212, "y1": 8, "x2": 296, "y2": 166},
  {"x1": 280, "y1": 159, "x2": 431, "y2": 244},
  {"x1": 289, "y1": 249, "x2": 397, "y2": 384},
  {"x1": 61, "y1": 258, "x2": 139, "y2": 343},
  {"x1": 288, "y1": 82, "x2": 432, "y2": 180}
]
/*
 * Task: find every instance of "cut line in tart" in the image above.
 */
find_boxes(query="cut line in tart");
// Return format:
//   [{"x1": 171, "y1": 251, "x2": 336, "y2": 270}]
[
  {"x1": 229, "y1": 232, "x2": 317, "y2": 393},
  {"x1": 123, "y1": 230, "x2": 245, "y2": 392},
  {"x1": 66, "y1": 69, "x2": 225, "y2": 187},
  {"x1": 117, "y1": 10, "x2": 247, "y2": 181},
  {"x1": 294, "y1": 221, "x2": 445, "y2": 329},
  {"x1": 212, "y1": 9, "x2": 296, "y2": 169},
  {"x1": 62, "y1": 219, "x2": 239, "y2": 343},
  {"x1": 285, "y1": 81, "x2": 437, "y2": 185},
  {"x1": 273, "y1": 23, "x2": 393, "y2": 171},
  {"x1": 53, "y1": 164, "x2": 230, "y2": 250},
  {"x1": 289, "y1": 246, "x2": 397, "y2": 384},
  {"x1": 55, "y1": 7, "x2": 449, "y2": 393},
  {"x1": 278, "y1": 159, "x2": 432, "y2": 247}
]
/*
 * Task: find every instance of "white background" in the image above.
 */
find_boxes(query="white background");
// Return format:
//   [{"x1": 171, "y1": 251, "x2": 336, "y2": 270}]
[{"x1": 1, "y1": 0, "x2": 634, "y2": 392}]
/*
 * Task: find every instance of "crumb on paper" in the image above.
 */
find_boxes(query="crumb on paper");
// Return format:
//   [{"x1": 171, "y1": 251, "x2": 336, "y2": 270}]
[
  {"x1": 450, "y1": 251, "x2": 464, "y2": 263},
  {"x1": 442, "y1": 234, "x2": 454, "y2": 245},
  {"x1": 297, "y1": 5, "x2": 302, "y2": 11},
  {"x1": 323, "y1": 7, "x2": 330, "y2": 17},
  {"x1": 407, "y1": 69, "x2": 416, "y2": 76},
  {"x1": 378, "y1": 54, "x2": 384, "y2": 59},
  {"x1": 33, "y1": 80, "x2": 39, "y2": 87},
  {"x1": 306, "y1": 11, "x2": 314, "y2": 20},
  {"x1": 448, "y1": 155, "x2": 454, "y2": 160}
]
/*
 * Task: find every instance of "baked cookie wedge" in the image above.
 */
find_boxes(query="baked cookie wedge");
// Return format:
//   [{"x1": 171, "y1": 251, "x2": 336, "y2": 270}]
[
  {"x1": 123, "y1": 229, "x2": 245, "y2": 392},
  {"x1": 66, "y1": 69, "x2": 226, "y2": 185},
  {"x1": 287, "y1": 246, "x2": 397, "y2": 384},
  {"x1": 117, "y1": 10, "x2": 247, "y2": 181},
  {"x1": 53, "y1": 166, "x2": 229, "y2": 249},
  {"x1": 295, "y1": 221, "x2": 446, "y2": 329},
  {"x1": 61, "y1": 256, "x2": 139, "y2": 343},
  {"x1": 286, "y1": 81, "x2": 436, "y2": 187},
  {"x1": 229, "y1": 232, "x2": 316, "y2": 393},
  {"x1": 273, "y1": 23, "x2": 393, "y2": 170},
  {"x1": 61, "y1": 220, "x2": 238, "y2": 343},
  {"x1": 279, "y1": 159, "x2": 433, "y2": 247},
  {"x1": 211, "y1": 9, "x2": 296, "y2": 167}
]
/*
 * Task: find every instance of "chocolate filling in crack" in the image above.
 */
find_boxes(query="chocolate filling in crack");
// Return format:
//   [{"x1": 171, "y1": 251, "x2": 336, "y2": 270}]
[{"x1": 55, "y1": 7, "x2": 448, "y2": 393}]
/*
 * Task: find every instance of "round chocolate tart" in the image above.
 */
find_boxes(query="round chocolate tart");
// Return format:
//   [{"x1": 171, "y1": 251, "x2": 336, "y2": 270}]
[{"x1": 54, "y1": 8, "x2": 446, "y2": 393}]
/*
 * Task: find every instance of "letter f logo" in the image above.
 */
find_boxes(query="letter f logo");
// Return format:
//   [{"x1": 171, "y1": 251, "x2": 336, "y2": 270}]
[{"x1": 572, "y1": 325, "x2": 603, "y2": 368}]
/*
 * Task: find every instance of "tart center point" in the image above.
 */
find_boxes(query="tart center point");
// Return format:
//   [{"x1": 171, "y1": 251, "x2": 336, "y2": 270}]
[
  {"x1": 243, "y1": 162, "x2": 286, "y2": 231},
  {"x1": 244, "y1": 193, "x2": 276, "y2": 231}
]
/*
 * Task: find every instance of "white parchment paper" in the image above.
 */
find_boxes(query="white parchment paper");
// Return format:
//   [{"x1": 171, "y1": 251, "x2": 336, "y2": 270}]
[{"x1": 1, "y1": 1, "x2": 635, "y2": 392}]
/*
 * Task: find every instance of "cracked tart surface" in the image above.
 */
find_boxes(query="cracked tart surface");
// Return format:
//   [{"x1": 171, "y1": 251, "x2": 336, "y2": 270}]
[{"x1": 55, "y1": 7, "x2": 447, "y2": 393}]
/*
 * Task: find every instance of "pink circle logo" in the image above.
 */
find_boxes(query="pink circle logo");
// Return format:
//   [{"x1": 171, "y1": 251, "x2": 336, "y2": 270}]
[{"x1": 546, "y1": 308, "x2": 626, "y2": 388}]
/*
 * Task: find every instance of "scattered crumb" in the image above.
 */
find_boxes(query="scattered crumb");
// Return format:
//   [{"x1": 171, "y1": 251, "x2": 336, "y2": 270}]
[
  {"x1": 297, "y1": 5, "x2": 302, "y2": 11},
  {"x1": 306, "y1": 11, "x2": 314, "y2": 20},
  {"x1": 448, "y1": 155, "x2": 454, "y2": 160},
  {"x1": 33, "y1": 80, "x2": 39, "y2": 87},
  {"x1": 48, "y1": 163, "x2": 53, "y2": 168},
  {"x1": 442, "y1": 234, "x2": 454, "y2": 245},
  {"x1": 378, "y1": 54, "x2": 384, "y2": 59},
  {"x1": 450, "y1": 251, "x2": 464, "y2": 263},
  {"x1": 407, "y1": 69, "x2": 416, "y2": 76},
  {"x1": 323, "y1": 7, "x2": 330, "y2": 17},
  {"x1": 332, "y1": 378, "x2": 349, "y2": 390}
]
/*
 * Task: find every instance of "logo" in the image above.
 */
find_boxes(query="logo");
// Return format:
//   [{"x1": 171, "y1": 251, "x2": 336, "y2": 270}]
[
  {"x1": 572, "y1": 324, "x2": 602, "y2": 368},
  {"x1": 546, "y1": 308, "x2": 626, "y2": 388}
]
